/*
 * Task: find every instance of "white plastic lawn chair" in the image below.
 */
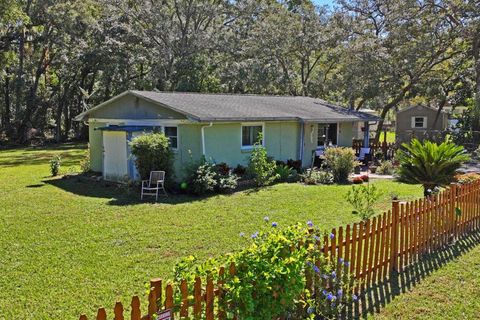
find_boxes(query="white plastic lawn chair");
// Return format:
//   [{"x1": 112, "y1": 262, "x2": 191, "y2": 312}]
[{"x1": 141, "y1": 171, "x2": 167, "y2": 201}]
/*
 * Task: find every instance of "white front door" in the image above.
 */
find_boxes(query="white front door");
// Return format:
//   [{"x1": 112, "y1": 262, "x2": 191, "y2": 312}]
[{"x1": 103, "y1": 131, "x2": 128, "y2": 182}]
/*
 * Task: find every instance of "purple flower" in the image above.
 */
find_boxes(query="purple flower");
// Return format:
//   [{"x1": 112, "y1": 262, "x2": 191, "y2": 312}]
[
  {"x1": 344, "y1": 261, "x2": 350, "y2": 267},
  {"x1": 337, "y1": 289, "x2": 343, "y2": 297},
  {"x1": 352, "y1": 294, "x2": 358, "y2": 301},
  {"x1": 313, "y1": 235, "x2": 321, "y2": 241},
  {"x1": 313, "y1": 265, "x2": 320, "y2": 273},
  {"x1": 307, "y1": 220, "x2": 314, "y2": 227},
  {"x1": 330, "y1": 233, "x2": 335, "y2": 240},
  {"x1": 322, "y1": 290, "x2": 328, "y2": 296},
  {"x1": 306, "y1": 261, "x2": 312, "y2": 267},
  {"x1": 251, "y1": 232, "x2": 259, "y2": 239},
  {"x1": 331, "y1": 302, "x2": 336, "y2": 308},
  {"x1": 263, "y1": 216, "x2": 269, "y2": 222},
  {"x1": 331, "y1": 271, "x2": 336, "y2": 278},
  {"x1": 322, "y1": 274, "x2": 329, "y2": 280},
  {"x1": 339, "y1": 258, "x2": 344, "y2": 264},
  {"x1": 271, "y1": 222, "x2": 278, "y2": 228},
  {"x1": 307, "y1": 307, "x2": 315, "y2": 314},
  {"x1": 239, "y1": 232, "x2": 245, "y2": 237},
  {"x1": 327, "y1": 293, "x2": 334, "y2": 301}
]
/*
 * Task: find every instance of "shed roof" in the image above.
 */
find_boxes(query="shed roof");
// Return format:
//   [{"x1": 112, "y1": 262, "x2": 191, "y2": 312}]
[{"x1": 75, "y1": 90, "x2": 380, "y2": 123}]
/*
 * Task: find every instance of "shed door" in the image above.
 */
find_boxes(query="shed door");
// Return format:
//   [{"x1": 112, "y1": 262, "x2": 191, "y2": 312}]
[{"x1": 103, "y1": 131, "x2": 128, "y2": 182}]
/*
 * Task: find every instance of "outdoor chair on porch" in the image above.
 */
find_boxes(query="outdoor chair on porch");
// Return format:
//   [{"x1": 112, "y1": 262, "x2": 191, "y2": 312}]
[
  {"x1": 357, "y1": 147, "x2": 371, "y2": 165},
  {"x1": 141, "y1": 171, "x2": 167, "y2": 201}
]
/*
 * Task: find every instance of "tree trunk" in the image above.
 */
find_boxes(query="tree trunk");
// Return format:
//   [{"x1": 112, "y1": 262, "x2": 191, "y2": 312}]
[{"x1": 2, "y1": 70, "x2": 11, "y2": 134}]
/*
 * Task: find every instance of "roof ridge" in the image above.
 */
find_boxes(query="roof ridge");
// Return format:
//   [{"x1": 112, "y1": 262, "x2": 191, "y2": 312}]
[{"x1": 132, "y1": 90, "x2": 318, "y2": 99}]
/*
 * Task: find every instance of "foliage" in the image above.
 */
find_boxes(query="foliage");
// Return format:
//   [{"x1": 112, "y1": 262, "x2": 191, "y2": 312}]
[
  {"x1": 232, "y1": 164, "x2": 247, "y2": 177},
  {"x1": 171, "y1": 221, "x2": 357, "y2": 320},
  {"x1": 79, "y1": 149, "x2": 91, "y2": 173},
  {"x1": 129, "y1": 133, "x2": 174, "y2": 183},
  {"x1": 247, "y1": 134, "x2": 278, "y2": 187},
  {"x1": 274, "y1": 164, "x2": 297, "y2": 182},
  {"x1": 307, "y1": 255, "x2": 357, "y2": 319},
  {"x1": 49, "y1": 155, "x2": 61, "y2": 176},
  {"x1": 376, "y1": 160, "x2": 395, "y2": 175},
  {"x1": 184, "y1": 157, "x2": 238, "y2": 195},
  {"x1": 396, "y1": 139, "x2": 470, "y2": 194},
  {"x1": 360, "y1": 175, "x2": 369, "y2": 182},
  {"x1": 345, "y1": 184, "x2": 382, "y2": 220},
  {"x1": 352, "y1": 177, "x2": 363, "y2": 184},
  {"x1": 324, "y1": 148, "x2": 359, "y2": 183},
  {"x1": 300, "y1": 168, "x2": 334, "y2": 185}
]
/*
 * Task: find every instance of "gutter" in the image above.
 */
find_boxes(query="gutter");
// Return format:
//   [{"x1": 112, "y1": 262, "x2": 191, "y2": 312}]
[
  {"x1": 299, "y1": 121, "x2": 305, "y2": 166},
  {"x1": 201, "y1": 122, "x2": 213, "y2": 156}
]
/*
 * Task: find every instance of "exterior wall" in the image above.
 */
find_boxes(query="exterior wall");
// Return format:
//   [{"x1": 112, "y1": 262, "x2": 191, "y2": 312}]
[
  {"x1": 88, "y1": 120, "x2": 106, "y2": 172},
  {"x1": 202, "y1": 122, "x2": 300, "y2": 168},
  {"x1": 396, "y1": 106, "x2": 448, "y2": 144},
  {"x1": 89, "y1": 95, "x2": 186, "y2": 120},
  {"x1": 338, "y1": 122, "x2": 355, "y2": 146}
]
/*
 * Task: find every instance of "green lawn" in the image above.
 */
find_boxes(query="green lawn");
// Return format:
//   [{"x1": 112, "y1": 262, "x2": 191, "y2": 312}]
[
  {"x1": 0, "y1": 144, "x2": 423, "y2": 319},
  {"x1": 372, "y1": 235, "x2": 480, "y2": 320}
]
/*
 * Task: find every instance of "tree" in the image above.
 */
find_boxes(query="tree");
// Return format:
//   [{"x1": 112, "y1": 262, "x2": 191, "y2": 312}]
[{"x1": 396, "y1": 139, "x2": 470, "y2": 195}]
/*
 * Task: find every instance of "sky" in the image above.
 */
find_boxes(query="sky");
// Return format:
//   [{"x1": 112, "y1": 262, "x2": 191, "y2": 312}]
[{"x1": 313, "y1": 0, "x2": 334, "y2": 6}]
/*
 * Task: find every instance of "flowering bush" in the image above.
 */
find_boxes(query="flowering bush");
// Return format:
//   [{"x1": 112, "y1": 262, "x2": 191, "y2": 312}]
[
  {"x1": 360, "y1": 175, "x2": 369, "y2": 182},
  {"x1": 170, "y1": 219, "x2": 358, "y2": 319}
]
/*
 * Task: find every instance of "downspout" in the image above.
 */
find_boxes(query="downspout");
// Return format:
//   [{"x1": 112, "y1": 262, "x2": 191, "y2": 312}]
[
  {"x1": 201, "y1": 122, "x2": 213, "y2": 156},
  {"x1": 299, "y1": 121, "x2": 305, "y2": 167}
]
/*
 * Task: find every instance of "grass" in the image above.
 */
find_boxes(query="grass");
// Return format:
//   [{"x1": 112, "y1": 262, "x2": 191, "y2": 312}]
[
  {"x1": 0, "y1": 144, "x2": 423, "y2": 319},
  {"x1": 370, "y1": 234, "x2": 480, "y2": 320}
]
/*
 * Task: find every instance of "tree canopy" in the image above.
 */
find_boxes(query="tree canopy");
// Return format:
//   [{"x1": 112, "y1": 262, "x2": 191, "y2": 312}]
[{"x1": 1, "y1": 0, "x2": 479, "y2": 144}]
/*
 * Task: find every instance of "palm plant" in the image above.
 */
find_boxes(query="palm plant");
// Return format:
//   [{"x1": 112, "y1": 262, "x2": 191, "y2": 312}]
[{"x1": 396, "y1": 139, "x2": 470, "y2": 196}]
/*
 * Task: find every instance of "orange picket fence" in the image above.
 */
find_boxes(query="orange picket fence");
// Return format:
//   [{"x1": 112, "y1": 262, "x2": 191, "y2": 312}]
[{"x1": 79, "y1": 180, "x2": 480, "y2": 320}]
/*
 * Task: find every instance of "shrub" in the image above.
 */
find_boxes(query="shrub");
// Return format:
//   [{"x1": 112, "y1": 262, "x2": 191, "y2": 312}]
[
  {"x1": 324, "y1": 147, "x2": 359, "y2": 183},
  {"x1": 352, "y1": 177, "x2": 363, "y2": 184},
  {"x1": 274, "y1": 164, "x2": 296, "y2": 182},
  {"x1": 300, "y1": 168, "x2": 334, "y2": 185},
  {"x1": 360, "y1": 174, "x2": 369, "y2": 182},
  {"x1": 171, "y1": 221, "x2": 357, "y2": 320},
  {"x1": 286, "y1": 159, "x2": 302, "y2": 171},
  {"x1": 247, "y1": 134, "x2": 278, "y2": 186},
  {"x1": 345, "y1": 184, "x2": 382, "y2": 220},
  {"x1": 129, "y1": 133, "x2": 174, "y2": 183},
  {"x1": 376, "y1": 160, "x2": 395, "y2": 175},
  {"x1": 215, "y1": 162, "x2": 230, "y2": 176},
  {"x1": 233, "y1": 164, "x2": 247, "y2": 177},
  {"x1": 184, "y1": 157, "x2": 238, "y2": 195},
  {"x1": 396, "y1": 139, "x2": 470, "y2": 195},
  {"x1": 50, "y1": 155, "x2": 61, "y2": 176},
  {"x1": 79, "y1": 149, "x2": 91, "y2": 173}
]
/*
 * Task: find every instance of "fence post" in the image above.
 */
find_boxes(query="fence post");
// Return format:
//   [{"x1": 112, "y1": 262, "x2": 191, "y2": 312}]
[
  {"x1": 390, "y1": 200, "x2": 400, "y2": 273},
  {"x1": 450, "y1": 183, "x2": 457, "y2": 241}
]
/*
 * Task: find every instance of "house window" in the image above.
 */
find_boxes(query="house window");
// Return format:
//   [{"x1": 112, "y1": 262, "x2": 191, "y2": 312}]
[
  {"x1": 242, "y1": 125, "x2": 263, "y2": 148},
  {"x1": 317, "y1": 123, "x2": 338, "y2": 146},
  {"x1": 164, "y1": 126, "x2": 178, "y2": 149},
  {"x1": 412, "y1": 117, "x2": 427, "y2": 129}
]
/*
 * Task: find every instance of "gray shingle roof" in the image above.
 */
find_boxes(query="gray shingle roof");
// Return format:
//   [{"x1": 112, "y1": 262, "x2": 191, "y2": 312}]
[{"x1": 76, "y1": 90, "x2": 380, "y2": 122}]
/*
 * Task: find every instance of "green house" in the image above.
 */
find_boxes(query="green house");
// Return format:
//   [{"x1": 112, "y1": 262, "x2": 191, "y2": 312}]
[{"x1": 75, "y1": 91, "x2": 379, "y2": 182}]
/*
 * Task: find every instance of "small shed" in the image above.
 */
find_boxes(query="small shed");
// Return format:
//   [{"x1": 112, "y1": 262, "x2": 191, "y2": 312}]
[{"x1": 396, "y1": 105, "x2": 448, "y2": 144}]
